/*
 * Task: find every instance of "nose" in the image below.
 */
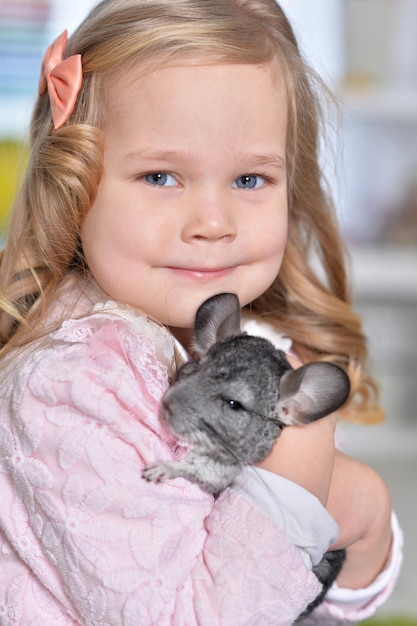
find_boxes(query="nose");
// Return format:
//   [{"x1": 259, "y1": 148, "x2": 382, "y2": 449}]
[{"x1": 181, "y1": 188, "x2": 237, "y2": 243}]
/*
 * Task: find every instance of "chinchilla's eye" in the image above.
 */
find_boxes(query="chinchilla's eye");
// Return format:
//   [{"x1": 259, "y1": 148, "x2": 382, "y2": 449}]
[{"x1": 226, "y1": 399, "x2": 244, "y2": 411}]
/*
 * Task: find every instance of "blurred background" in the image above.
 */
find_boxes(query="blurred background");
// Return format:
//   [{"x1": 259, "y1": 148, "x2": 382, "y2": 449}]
[{"x1": 0, "y1": 0, "x2": 416, "y2": 622}]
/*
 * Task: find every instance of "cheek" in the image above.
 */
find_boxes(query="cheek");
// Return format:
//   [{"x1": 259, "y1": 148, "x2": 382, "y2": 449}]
[
  {"x1": 260, "y1": 208, "x2": 288, "y2": 264},
  {"x1": 81, "y1": 199, "x2": 146, "y2": 269},
  {"x1": 242, "y1": 210, "x2": 288, "y2": 303},
  {"x1": 80, "y1": 203, "x2": 134, "y2": 292},
  {"x1": 80, "y1": 207, "x2": 102, "y2": 271}
]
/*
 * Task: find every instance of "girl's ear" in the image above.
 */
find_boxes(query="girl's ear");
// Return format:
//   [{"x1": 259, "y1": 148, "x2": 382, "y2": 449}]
[
  {"x1": 277, "y1": 362, "x2": 351, "y2": 424},
  {"x1": 194, "y1": 293, "x2": 241, "y2": 355}
]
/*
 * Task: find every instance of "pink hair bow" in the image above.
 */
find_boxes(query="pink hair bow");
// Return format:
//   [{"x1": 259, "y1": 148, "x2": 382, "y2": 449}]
[{"x1": 38, "y1": 30, "x2": 82, "y2": 129}]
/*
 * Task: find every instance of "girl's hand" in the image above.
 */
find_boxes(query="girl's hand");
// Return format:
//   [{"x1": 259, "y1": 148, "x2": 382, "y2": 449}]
[
  {"x1": 327, "y1": 450, "x2": 393, "y2": 589},
  {"x1": 258, "y1": 423, "x2": 392, "y2": 591},
  {"x1": 256, "y1": 355, "x2": 392, "y2": 590}
]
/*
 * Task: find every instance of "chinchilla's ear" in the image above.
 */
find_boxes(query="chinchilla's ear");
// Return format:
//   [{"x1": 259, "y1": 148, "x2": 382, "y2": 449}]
[
  {"x1": 276, "y1": 362, "x2": 350, "y2": 424},
  {"x1": 194, "y1": 293, "x2": 241, "y2": 355}
]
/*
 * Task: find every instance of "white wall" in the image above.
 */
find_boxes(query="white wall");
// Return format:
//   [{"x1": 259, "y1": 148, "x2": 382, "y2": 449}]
[
  {"x1": 48, "y1": 0, "x2": 97, "y2": 39},
  {"x1": 278, "y1": 0, "x2": 344, "y2": 84}
]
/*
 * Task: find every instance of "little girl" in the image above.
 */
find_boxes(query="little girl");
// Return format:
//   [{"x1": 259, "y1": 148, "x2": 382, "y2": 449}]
[{"x1": 0, "y1": 1, "x2": 402, "y2": 624}]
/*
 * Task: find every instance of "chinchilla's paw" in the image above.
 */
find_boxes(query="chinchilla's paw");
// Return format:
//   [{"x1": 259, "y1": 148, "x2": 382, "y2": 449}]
[{"x1": 142, "y1": 462, "x2": 175, "y2": 483}]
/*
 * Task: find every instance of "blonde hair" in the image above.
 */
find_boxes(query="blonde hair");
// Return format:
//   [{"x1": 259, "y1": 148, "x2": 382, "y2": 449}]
[{"x1": 0, "y1": 0, "x2": 382, "y2": 423}]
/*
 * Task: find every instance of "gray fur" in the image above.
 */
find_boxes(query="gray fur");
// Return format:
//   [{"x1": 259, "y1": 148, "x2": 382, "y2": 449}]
[
  {"x1": 142, "y1": 293, "x2": 348, "y2": 617},
  {"x1": 143, "y1": 293, "x2": 350, "y2": 493}
]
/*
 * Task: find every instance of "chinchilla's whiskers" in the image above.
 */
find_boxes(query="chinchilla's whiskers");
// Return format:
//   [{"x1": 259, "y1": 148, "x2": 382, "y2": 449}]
[
  {"x1": 265, "y1": 417, "x2": 284, "y2": 427},
  {"x1": 200, "y1": 419, "x2": 243, "y2": 465},
  {"x1": 199, "y1": 416, "x2": 283, "y2": 467}
]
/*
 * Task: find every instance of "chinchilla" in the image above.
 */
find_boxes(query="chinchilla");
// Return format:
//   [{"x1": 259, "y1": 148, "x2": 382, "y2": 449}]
[
  {"x1": 143, "y1": 293, "x2": 348, "y2": 615},
  {"x1": 143, "y1": 292, "x2": 350, "y2": 493}
]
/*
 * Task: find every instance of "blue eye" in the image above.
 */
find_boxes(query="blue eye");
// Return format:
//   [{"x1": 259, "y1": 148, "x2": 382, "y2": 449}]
[
  {"x1": 144, "y1": 172, "x2": 177, "y2": 187},
  {"x1": 233, "y1": 174, "x2": 265, "y2": 189}
]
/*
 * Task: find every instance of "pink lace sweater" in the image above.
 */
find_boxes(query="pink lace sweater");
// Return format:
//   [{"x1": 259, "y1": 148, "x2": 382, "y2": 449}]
[{"x1": 0, "y1": 289, "x2": 402, "y2": 624}]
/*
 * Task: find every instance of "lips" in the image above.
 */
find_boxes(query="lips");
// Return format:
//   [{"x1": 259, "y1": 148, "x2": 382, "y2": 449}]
[{"x1": 168, "y1": 266, "x2": 236, "y2": 280}]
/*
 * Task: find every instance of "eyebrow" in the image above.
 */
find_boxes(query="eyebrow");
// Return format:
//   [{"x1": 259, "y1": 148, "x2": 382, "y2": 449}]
[
  {"x1": 242, "y1": 153, "x2": 286, "y2": 170},
  {"x1": 124, "y1": 150, "x2": 286, "y2": 170}
]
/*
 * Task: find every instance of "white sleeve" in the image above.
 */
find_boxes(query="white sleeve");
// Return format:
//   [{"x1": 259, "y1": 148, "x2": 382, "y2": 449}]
[{"x1": 231, "y1": 466, "x2": 339, "y2": 568}]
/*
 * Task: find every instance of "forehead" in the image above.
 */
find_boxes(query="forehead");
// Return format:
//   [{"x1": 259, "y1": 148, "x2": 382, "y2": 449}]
[
  {"x1": 105, "y1": 50, "x2": 286, "y2": 94},
  {"x1": 106, "y1": 60, "x2": 286, "y2": 101},
  {"x1": 102, "y1": 60, "x2": 288, "y2": 152}
]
